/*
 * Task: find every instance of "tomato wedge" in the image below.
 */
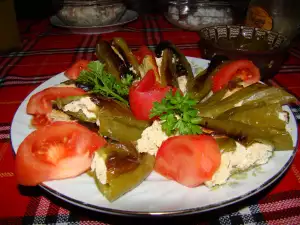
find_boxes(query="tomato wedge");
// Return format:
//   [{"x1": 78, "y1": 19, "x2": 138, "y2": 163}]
[
  {"x1": 212, "y1": 60, "x2": 260, "y2": 92},
  {"x1": 129, "y1": 70, "x2": 173, "y2": 120},
  {"x1": 27, "y1": 87, "x2": 86, "y2": 115},
  {"x1": 15, "y1": 122, "x2": 106, "y2": 186},
  {"x1": 135, "y1": 46, "x2": 160, "y2": 81},
  {"x1": 65, "y1": 60, "x2": 89, "y2": 80},
  {"x1": 155, "y1": 135, "x2": 221, "y2": 187}
]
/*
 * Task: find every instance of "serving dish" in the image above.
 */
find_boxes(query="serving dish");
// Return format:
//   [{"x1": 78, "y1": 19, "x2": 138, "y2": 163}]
[
  {"x1": 199, "y1": 25, "x2": 290, "y2": 80},
  {"x1": 10, "y1": 56, "x2": 298, "y2": 216},
  {"x1": 165, "y1": 0, "x2": 233, "y2": 31},
  {"x1": 54, "y1": 0, "x2": 126, "y2": 27},
  {"x1": 50, "y1": 10, "x2": 138, "y2": 34}
]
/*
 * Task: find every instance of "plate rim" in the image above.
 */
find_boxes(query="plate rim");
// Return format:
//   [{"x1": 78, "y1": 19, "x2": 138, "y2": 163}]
[{"x1": 10, "y1": 56, "x2": 298, "y2": 217}]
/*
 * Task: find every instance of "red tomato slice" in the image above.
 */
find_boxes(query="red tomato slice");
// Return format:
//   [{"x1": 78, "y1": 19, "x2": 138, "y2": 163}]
[
  {"x1": 155, "y1": 135, "x2": 221, "y2": 188},
  {"x1": 15, "y1": 121, "x2": 106, "y2": 186},
  {"x1": 65, "y1": 60, "x2": 89, "y2": 80},
  {"x1": 27, "y1": 87, "x2": 86, "y2": 115},
  {"x1": 129, "y1": 70, "x2": 173, "y2": 120},
  {"x1": 31, "y1": 114, "x2": 52, "y2": 128},
  {"x1": 212, "y1": 60, "x2": 260, "y2": 92},
  {"x1": 135, "y1": 45, "x2": 155, "y2": 64},
  {"x1": 135, "y1": 46, "x2": 160, "y2": 81}
]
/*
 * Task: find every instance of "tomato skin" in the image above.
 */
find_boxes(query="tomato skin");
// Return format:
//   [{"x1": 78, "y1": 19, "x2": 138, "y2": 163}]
[
  {"x1": 15, "y1": 122, "x2": 106, "y2": 186},
  {"x1": 155, "y1": 135, "x2": 221, "y2": 188},
  {"x1": 135, "y1": 46, "x2": 152, "y2": 64},
  {"x1": 135, "y1": 46, "x2": 160, "y2": 81},
  {"x1": 212, "y1": 60, "x2": 260, "y2": 92},
  {"x1": 27, "y1": 87, "x2": 86, "y2": 115},
  {"x1": 65, "y1": 60, "x2": 89, "y2": 80},
  {"x1": 129, "y1": 70, "x2": 173, "y2": 120}
]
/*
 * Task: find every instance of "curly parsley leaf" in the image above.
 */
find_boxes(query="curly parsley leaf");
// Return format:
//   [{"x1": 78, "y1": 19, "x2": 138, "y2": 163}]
[
  {"x1": 150, "y1": 90, "x2": 202, "y2": 135},
  {"x1": 76, "y1": 61, "x2": 132, "y2": 105}
]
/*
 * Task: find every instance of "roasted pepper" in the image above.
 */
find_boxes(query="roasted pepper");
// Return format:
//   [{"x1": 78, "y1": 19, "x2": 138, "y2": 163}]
[
  {"x1": 191, "y1": 75, "x2": 212, "y2": 101},
  {"x1": 135, "y1": 45, "x2": 160, "y2": 81},
  {"x1": 197, "y1": 83, "x2": 297, "y2": 118},
  {"x1": 199, "y1": 117, "x2": 293, "y2": 150},
  {"x1": 111, "y1": 37, "x2": 141, "y2": 78},
  {"x1": 92, "y1": 142, "x2": 155, "y2": 202},
  {"x1": 188, "y1": 55, "x2": 229, "y2": 101},
  {"x1": 91, "y1": 96, "x2": 150, "y2": 142},
  {"x1": 95, "y1": 40, "x2": 128, "y2": 80},
  {"x1": 159, "y1": 48, "x2": 178, "y2": 87},
  {"x1": 55, "y1": 95, "x2": 149, "y2": 141},
  {"x1": 155, "y1": 41, "x2": 193, "y2": 84},
  {"x1": 217, "y1": 103, "x2": 288, "y2": 130},
  {"x1": 199, "y1": 87, "x2": 228, "y2": 106},
  {"x1": 55, "y1": 96, "x2": 98, "y2": 123},
  {"x1": 215, "y1": 136, "x2": 237, "y2": 152}
]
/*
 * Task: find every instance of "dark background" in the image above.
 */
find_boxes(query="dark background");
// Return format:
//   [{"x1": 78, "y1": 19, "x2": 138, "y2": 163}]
[{"x1": 14, "y1": 0, "x2": 250, "y2": 19}]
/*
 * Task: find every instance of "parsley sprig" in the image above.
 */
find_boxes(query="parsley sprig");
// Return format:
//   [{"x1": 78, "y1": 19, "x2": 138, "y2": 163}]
[
  {"x1": 76, "y1": 61, "x2": 133, "y2": 105},
  {"x1": 150, "y1": 90, "x2": 202, "y2": 136}
]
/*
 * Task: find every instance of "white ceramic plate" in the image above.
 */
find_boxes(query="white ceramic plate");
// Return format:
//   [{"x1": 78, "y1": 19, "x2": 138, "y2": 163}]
[
  {"x1": 50, "y1": 10, "x2": 139, "y2": 34},
  {"x1": 11, "y1": 57, "x2": 298, "y2": 216}
]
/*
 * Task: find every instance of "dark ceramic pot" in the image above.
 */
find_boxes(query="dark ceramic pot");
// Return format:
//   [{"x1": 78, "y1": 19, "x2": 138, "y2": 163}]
[{"x1": 199, "y1": 25, "x2": 290, "y2": 80}]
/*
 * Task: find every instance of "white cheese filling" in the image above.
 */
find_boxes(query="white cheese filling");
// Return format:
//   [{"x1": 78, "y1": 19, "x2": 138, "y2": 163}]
[
  {"x1": 111, "y1": 46, "x2": 124, "y2": 62},
  {"x1": 278, "y1": 111, "x2": 290, "y2": 132},
  {"x1": 63, "y1": 97, "x2": 97, "y2": 119},
  {"x1": 91, "y1": 153, "x2": 107, "y2": 185},
  {"x1": 278, "y1": 112, "x2": 288, "y2": 121},
  {"x1": 155, "y1": 57, "x2": 163, "y2": 71},
  {"x1": 177, "y1": 76, "x2": 188, "y2": 94},
  {"x1": 129, "y1": 66, "x2": 137, "y2": 74},
  {"x1": 205, "y1": 142, "x2": 273, "y2": 187},
  {"x1": 48, "y1": 109, "x2": 72, "y2": 122},
  {"x1": 136, "y1": 120, "x2": 169, "y2": 156}
]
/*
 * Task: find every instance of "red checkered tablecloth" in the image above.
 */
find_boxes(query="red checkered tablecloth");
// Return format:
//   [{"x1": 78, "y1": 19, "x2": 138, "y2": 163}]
[{"x1": 0, "y1": 15, "x2": 300, "y2": 225}]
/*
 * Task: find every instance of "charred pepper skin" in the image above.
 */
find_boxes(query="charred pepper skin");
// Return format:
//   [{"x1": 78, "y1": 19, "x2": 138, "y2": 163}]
[
  {"x1": 55, "y1": 95, "x2": 149, "y2": 142},
  {"x1": 111, "y1": 37, "x2": 141, "y2": 78},
  {"x1": 159, "y1": 48, "x2": 178, "y2": 87},
  {"x1": 215, "y1": 136, "x2": 237, "y2": 153},
  {"x1": 197, "y1": 83, "x2": 297, "y2": 118},
  {"x1": 93, "y1": 143, "x2": 155, "y2": 202},
  {"x1": 188, "y1": 55, "x2": 229, "y2": 101},
  {"x1": 155, "y1": 41, "x2": 193, "y2": 87},
  {"x1": 199, "y1": 117, "x2": 293, "y2": 150},
  {"x1": 96, "y1": 40, "x2": 128, "y2": 80},
  {"x1": 93, "y1": 96, "x2": 150, "y2": 142}
]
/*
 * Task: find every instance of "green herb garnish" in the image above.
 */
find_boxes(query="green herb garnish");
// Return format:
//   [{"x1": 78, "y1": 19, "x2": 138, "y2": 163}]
[
  {"x1": 150, "y1": 90, "x2": 203, "y2": 136},
  {"x1": 121, "y1": 73, "x2": 134, "y2": 86},
  {"x1": 76, "y1": 61, "x2": 132, "y2": 105}
]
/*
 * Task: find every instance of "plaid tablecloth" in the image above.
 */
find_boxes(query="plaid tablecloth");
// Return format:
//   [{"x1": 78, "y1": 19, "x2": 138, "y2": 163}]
[{"x1": 0, "y1": 15, "x2": 300, "y2": 225}]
